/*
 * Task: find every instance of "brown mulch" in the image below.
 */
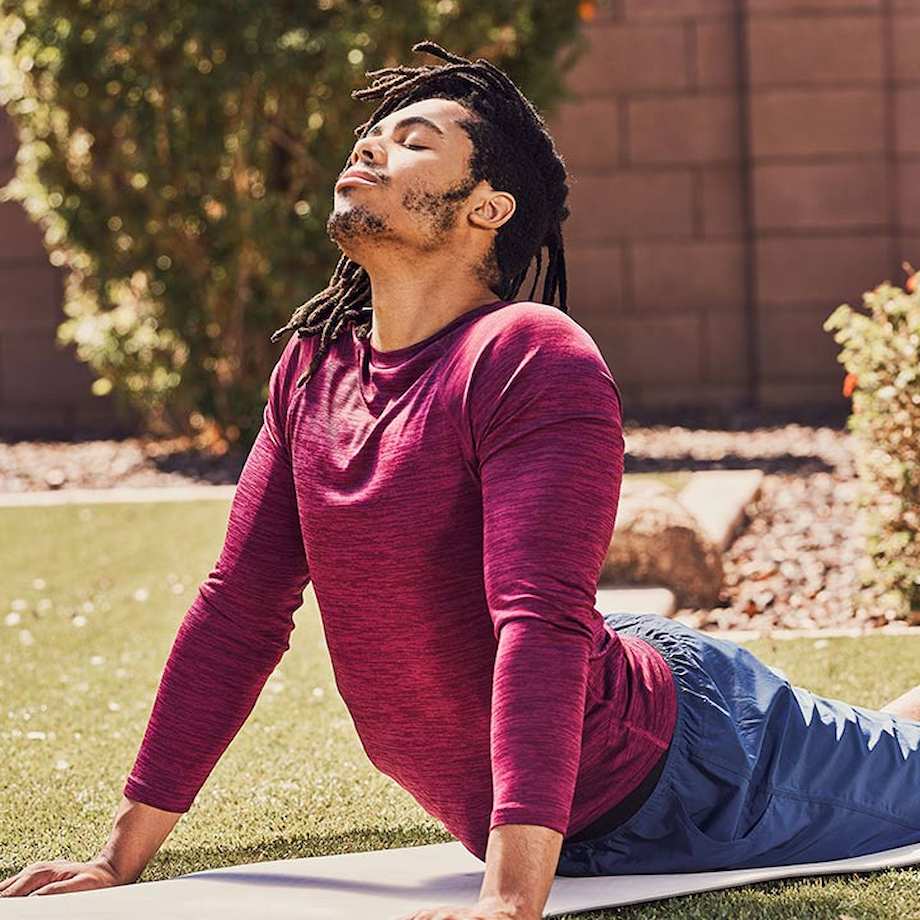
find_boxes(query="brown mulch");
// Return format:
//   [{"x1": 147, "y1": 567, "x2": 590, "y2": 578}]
[{"x1": 1, "y1": 409, "x2": 914, "y2": 631}]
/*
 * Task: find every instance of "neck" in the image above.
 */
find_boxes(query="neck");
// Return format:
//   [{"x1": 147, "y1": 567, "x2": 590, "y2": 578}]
[{"x1": 359, "y1": 252, "x2": 500, "y2": 353}]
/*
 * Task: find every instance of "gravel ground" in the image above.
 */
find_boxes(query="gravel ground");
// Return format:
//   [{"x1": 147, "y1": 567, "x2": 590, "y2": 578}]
[
  {"x1": 1, "y1": 413, "x2": 915, "y2": 632},
  {"x1": 622, "y1": 420, "x2": 914, "y2": 632}
]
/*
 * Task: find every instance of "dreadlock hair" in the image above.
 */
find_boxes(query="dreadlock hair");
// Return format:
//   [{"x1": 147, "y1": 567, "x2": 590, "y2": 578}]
[{"x1": 270, "y1": 39, "x2": 573, "y2": 389}]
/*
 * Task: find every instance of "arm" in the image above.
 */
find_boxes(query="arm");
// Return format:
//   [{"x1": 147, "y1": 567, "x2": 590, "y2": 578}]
[
  {"x1": 95, "y1": 796, "x2": 184, "y2": 884},
  {"x1": 121, "y1": 333, "x2": 311, "y2": 820},
  {"x1": 472, "y1": 316, "x2": 625, "y2": 917},
  {"x1": 478, "y1": 824, "x2": 563, "y2": 920},
  {"x1": 0, "y1": 336, "x2": 313, "y2": 898}
]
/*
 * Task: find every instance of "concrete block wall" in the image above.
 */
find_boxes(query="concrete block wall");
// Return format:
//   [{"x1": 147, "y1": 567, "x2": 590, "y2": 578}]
[
  {"x1": 545, "y1": 0, "x2": 919, "y2": 414},
  {"x1": 2, "y1": 1, "x2": 918, "y2": 435},
  {"x1": 0, "y1": 107, "x2": 134, "y2": 438}
]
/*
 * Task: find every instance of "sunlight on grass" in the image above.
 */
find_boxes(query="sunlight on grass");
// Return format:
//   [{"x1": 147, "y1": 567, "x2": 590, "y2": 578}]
[{"x1": 0, "y1": 499, "x2": 916, "y2": 917}]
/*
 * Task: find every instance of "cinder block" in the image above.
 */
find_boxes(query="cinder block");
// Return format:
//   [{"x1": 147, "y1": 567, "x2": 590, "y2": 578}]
[
  {"x1": 749, "y1": 15, "x2": 884, "y2": 86},
  {"x1": 566, "y1": 170, "x2": 695, "y2": 242},
  {"x1": 748, "y1": 0, "x2": 880, "y2": 12},
  {"x1": 0, "y1": 106, "x2": 17, "y2": 164},
  {"x1": 899, "y1": 236, "x2": 920, "y2": 279},
  {"x1": 755, "y1": 234, "x2": 894, "y2": 306},
  {"x1": 626, "y1": 381, "x2": 749, "y2": 409},
  {"x1": 757, "y1": 305, "x2": 849, "y2": 380},
  {"x1": 753, "y1": 161, "x2": 889, "y2": 230},
  {"x1": 622, "y1": 0, "x2": 737, "y2": 19},
  {"x1": 751, "y1": 89, "x2": 885, "y2": 157},
  {"x1": 695, "y1": 20, "x2": 741, "y2": 89},
  {"x1": 546, "y1": 98, "x2": 621, "y2": 172},
  {"x1": 566, "y1": 22, "x2": 689, "y2": 96},
  {"x1": 895, "y1": 89, "x2": 920, "y2": 155},
  {"x1": 756, "y1": 234, "x2": 898, "y2": 315},
  {"x1": 0, "y1": 404, "x2": 72, "y2": 435},
  {"x1": 0, "y1": 106, "x2": 15, "y2": 187},
  {"x1": 607, "y1": 314, "x2": 703, "y2": 386},
  {"x1": 629, "y1": 94, "x2": 740, "y2": 164},
  {"x1": 702, "y1": 309, "x2": 751, "y2": 385},
  {"x1": 758, "y1": 379, "x2": 849, "y2": 408},
  {"x1": 0, "y1": 262, "x2": 62, "y2": 331},
  {"x1": 0, "y1": 201, "x2": 45, "y2": 261},
  {"x1": 564, "y1": 244, "x2": 627, "y2": 319},
  {"x1": 631, "y1": 240, "x2": 747, "y2": 313},
  {"x1": 892, "y1": 15, "x2": 920, "y2": 81},
  {"x1": 0, "y1": 329, "x2": 95, "y2": 405},
  {"x1": 700, "y1": 166, "x2": 748, "y2": 237}
]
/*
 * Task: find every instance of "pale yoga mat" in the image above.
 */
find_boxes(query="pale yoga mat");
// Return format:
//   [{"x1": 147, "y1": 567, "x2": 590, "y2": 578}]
[{"x1": 1, "y1": 838, "x2": 918, "y2": 919}]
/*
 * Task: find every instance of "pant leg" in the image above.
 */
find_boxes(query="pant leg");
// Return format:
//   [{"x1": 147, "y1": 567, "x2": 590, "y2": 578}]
[{"x1": 556, "y1": 612, "x2": 920, "y2": 877}]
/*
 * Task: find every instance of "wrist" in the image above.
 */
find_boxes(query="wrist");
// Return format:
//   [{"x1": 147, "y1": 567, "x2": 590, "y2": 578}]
[
  {"x1": 476, "y1": 893, "x2": 538, "y2": 920},
  {"x1": 93, "y1": 848, "x2": 137, "y2": 885}
]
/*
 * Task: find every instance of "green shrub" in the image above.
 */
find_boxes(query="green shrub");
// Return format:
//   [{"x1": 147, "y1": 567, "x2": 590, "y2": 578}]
[
  {"x1": 0, "y1": 1, "x2": 589, "y2": 448},
  {"x1": 823, "y1": 263, "x2": 920, "y2": 623}
]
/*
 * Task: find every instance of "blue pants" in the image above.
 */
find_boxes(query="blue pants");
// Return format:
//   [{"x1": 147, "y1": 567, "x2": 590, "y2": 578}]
[{"x1": 556, "y1": 613, "x2": 920, "y2": 876}]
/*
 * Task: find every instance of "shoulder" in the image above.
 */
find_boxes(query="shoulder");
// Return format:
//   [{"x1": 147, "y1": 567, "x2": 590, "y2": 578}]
[
  {"x1": 454, "y1": 300, "x2": 619, "y2": 405},
  {"x1": 471, "y1": 300, "x2": 603, "y2": 364},
  {"x1": 439, "y1": 300, "x2": 624, "y2": 437}
]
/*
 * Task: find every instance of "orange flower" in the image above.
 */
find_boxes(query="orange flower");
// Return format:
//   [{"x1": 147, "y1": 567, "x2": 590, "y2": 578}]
[
  {"x1": 842, "y1": 372, "x2": 858, "y2": 398},
  {"x1": 578, "y1": 1, "x2": 597, "y2": 20},
  {"x1": 903, "y1": 260, "x2": 918, "y2": 293}
]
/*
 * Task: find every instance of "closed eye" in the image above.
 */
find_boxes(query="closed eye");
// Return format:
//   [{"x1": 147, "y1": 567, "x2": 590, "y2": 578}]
[{"x1": 404, "y1": 143, "x2": 427, "y2": 150}]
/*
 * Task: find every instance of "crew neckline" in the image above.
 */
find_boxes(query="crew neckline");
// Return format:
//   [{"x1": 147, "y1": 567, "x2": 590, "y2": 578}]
[{"x1": 359, "y1": 299, "x2": 510, "y2": 368}]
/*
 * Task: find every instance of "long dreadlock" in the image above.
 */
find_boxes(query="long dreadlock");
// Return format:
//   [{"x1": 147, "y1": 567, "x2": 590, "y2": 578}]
[{"x1": 269, "y1": 40, "x2": 572, "y2": 388}]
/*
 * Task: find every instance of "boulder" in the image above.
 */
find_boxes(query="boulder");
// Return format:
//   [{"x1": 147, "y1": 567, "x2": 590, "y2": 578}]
[{"x1": 601, "y1": 480, "x2": 723, "y2": 609}]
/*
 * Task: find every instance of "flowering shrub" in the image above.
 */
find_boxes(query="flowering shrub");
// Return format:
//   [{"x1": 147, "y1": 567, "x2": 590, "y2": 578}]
[{"x1": 823, "y1": 262, "x2": 920, "y2": 623}]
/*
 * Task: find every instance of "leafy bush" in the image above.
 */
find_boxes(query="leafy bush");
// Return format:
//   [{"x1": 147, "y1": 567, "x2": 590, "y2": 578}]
[
  {"x1": 823, "y1": 262, "x2": 920, "y2": 623},
  {"x1": 0, "y1": 1, "x2": 589, "y2": 449}
]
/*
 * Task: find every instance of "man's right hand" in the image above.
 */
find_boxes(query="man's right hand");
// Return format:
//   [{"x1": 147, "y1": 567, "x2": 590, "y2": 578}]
[{"x1": 0, "y1": 853, "x2": 127, "y2": 898}]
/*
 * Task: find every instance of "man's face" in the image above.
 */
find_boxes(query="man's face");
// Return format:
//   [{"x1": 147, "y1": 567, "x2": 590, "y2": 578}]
[{"x1": 326, "y1": 97, "x2": 485, "y2": 258}]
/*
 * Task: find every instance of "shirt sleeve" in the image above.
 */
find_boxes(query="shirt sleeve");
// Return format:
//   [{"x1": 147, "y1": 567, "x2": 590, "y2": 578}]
[
  {"x1": 123, "y1": 333, "x2": 312, "y2": 812},
  {"x1": 469, "y1": 311, "x2": 625, "y2": 836}
]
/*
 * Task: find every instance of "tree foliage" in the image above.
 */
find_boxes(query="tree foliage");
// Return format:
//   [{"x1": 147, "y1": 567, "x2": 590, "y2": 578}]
[{"x1": 0, "y1": 0, "x2": 589, "y2": 448}]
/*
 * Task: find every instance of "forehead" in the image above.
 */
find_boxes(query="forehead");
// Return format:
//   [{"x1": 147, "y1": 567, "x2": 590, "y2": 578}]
[{"x1": 367, "y1": 97, "x2": 470, "y2": 136}]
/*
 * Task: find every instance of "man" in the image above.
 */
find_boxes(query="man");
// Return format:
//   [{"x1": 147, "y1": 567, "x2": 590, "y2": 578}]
[{"x1": 2, "y1": 41, "x2": 919, "y2": 919}]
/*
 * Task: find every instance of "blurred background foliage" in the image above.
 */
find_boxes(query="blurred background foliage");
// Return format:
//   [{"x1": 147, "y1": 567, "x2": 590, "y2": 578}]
[
  {"x1": 825, "y1": 266, "x2": 920, "y2": 621},
  {"x1": 0, "y1": 0, "x2": 593, "y2": 449}
]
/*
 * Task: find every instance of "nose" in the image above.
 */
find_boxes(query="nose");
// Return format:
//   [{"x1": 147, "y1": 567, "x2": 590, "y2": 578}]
[{"x1": 351, "y1": 134, "x2": 381, "y2": 166}]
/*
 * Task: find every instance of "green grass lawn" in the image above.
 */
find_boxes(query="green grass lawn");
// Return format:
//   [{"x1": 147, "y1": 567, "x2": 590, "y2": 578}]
[{"x1": 1, "y1": 498, "x2": 917, "y2": 918}]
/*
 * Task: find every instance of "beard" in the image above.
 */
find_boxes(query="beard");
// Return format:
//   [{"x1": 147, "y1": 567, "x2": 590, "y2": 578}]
[
  {"x1": 325, "y1": 201, "x2": 393, "y2": 251},
  {"x1": 325, "y1": 172, "x2": 479, "y2": 255}
]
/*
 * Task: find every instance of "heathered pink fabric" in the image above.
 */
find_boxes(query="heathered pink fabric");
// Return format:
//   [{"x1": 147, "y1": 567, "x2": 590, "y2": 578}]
[{"x1": 123, "y1": 298, "x2": 677, "y2": 861}]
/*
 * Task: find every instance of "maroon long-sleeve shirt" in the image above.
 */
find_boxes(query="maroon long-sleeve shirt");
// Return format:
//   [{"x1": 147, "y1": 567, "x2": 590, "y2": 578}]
[{"x1": 123, "y1": 298, "x2": 677, "y2": 861}]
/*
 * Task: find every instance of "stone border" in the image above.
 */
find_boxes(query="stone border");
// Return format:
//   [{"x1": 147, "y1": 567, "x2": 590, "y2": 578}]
[{"x1": 0, "y1": 484, "x2": 237, "y2": 507}]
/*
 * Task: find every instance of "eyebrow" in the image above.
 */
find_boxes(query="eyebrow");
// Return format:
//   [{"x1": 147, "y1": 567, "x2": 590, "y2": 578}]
[{"x1": 367, "y1": 115, "x2": 446, "y2": 139}]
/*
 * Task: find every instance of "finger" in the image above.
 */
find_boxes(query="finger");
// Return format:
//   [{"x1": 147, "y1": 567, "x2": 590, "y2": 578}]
[
  {"x1": 0, "y1": 872, "x2": 22, "y2": 894},
  {"x1": 30, "y1": 879, "x2": 79, "y2": 897},
  {"x1": 1, "y1": 867, "x2": 67, "y2": 899},
  {"x1": 0, "y1": 872, "x2": 21, "y2": 896},
  {"x1": 1, "y1": 873, "x2": 49, "y2": 898},
  {"x1": 35, "y1": 872, "x2": 102, "y2": 897}
]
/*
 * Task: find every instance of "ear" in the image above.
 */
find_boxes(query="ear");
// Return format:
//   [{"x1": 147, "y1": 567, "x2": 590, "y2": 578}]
[{"x1": 468, "y1": 188, "x2": 516, "y2": 232}]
